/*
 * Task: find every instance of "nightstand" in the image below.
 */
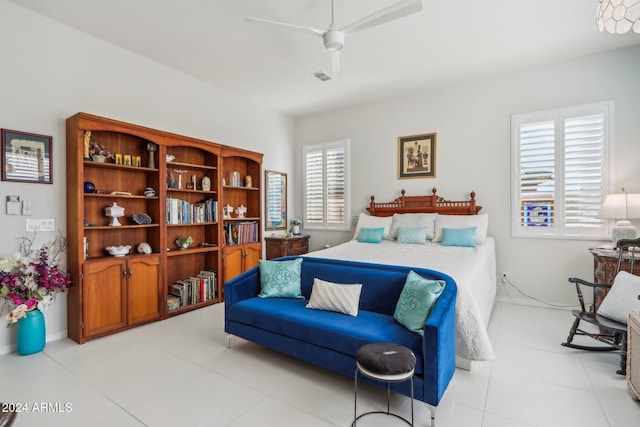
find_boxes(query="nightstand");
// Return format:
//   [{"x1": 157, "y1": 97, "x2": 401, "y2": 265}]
[{"x1": 265, "y1": 235, "x2": 310, "y2": 260}]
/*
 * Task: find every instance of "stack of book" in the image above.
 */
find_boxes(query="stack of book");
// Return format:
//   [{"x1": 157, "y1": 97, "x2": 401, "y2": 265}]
[
  {"x1": 166, "y1": 198, "x2": 218, "y2": 224},
  {"x1": 168, "y1": 270, "x2": 217, "y2": 310},
  {"x1": 223, "y1": 221, "x2": 258, "y2": 245}
]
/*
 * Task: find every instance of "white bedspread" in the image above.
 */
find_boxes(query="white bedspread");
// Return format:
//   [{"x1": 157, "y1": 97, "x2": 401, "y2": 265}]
[{"x1": 304, "y1": 238, "x2": 497, "y2": 361}]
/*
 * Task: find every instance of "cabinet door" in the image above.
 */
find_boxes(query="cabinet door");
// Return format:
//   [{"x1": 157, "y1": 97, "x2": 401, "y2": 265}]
[
  {"x1": 244, "y1": 243, "x2": 261, "y2": 272},
  {"x1": 128, "y1": 255, "x2": 161, "y2": 325},
  {"x1": 83, "y1": 258, "x2": 127, "y2": 339},
  {"x1": 223, "y1": 245, "x2": 245, "y2": 284}
]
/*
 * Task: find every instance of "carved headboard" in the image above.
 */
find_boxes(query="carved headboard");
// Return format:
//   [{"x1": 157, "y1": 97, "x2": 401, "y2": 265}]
[{"x1": 366, "y1": 188, "x2": 482, "y2": 217}]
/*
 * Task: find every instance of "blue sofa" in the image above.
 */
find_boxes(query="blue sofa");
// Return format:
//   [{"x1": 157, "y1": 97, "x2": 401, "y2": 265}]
[{"x1": 224, "y1": 256, "x2": 457, "y2": 411}]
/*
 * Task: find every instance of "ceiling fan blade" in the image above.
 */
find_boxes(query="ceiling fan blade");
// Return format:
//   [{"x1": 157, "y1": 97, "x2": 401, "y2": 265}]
[
  {"x1": 331, "y1": 50, "x2": 342, "y2": 76},
  {"x1": 246, "y1": 17, "x2": 325, "y2": 37},
  {"x1": 340, "y1": 0, "x2": 423, "y2": 34}
]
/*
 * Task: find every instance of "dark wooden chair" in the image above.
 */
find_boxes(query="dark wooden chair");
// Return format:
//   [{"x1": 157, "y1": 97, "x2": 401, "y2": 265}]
[{"x1": 561, "y1": 238, "x2": 640, "y2": 375}]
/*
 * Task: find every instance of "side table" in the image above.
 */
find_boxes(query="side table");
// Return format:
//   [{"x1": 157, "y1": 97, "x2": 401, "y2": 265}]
[
  {"x1": 589, "y1": 248, "x2": 640, "y2": 309},
  {"x1": 265, "y1": 235, "x2": 310, "y2": 260}
]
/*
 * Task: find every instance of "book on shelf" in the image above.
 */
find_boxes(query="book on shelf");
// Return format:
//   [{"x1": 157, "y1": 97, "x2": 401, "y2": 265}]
[
  {"x1": 166, "y1": 198, "x2": 218, "y2": 224},
  {"x1": 223, "y1": 221, "x2": 258, "y2": 245},
  {"x1": 167, "y1": 295, "x2": 180, "y2": 312},
  {"x1": 169, "y1": 270, "x2": 217, "y2": 308}
]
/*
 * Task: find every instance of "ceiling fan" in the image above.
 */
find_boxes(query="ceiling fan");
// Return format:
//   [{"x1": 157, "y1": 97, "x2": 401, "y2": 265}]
[{"x1": 247, "y1": 0, "x2": 424, "y2": 79}]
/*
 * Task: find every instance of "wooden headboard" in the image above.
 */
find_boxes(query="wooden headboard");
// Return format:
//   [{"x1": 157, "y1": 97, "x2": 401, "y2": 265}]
[{"x1": 366, "y1": 188, "x2": 482, "y2": 217}]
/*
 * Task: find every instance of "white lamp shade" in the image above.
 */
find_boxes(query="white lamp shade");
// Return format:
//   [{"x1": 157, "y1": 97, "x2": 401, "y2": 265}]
[
  {"x1": 596, "y1": 193, "x2": 640, "y2": 219},
  {"x1": 597, "y1": 192, "x2": 640, "y2": 243}
]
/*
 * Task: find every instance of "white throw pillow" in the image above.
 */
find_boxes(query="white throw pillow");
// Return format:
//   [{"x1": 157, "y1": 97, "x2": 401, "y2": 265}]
[
  {"x1": 432, "y1": 213, "x2": 488, "y2": 244},
  {"x1": 596, "y1": 271, "x2": 640, "y2": 324},
  {"x1": 389, "y1": 213, "x2": 438, "y2": 240},
  {"x1": 352, "y1": 213, "x2": 393, "y2": 240},
  {"x1": 306, "y1": 278, "x2": 363, "y2": 316}
]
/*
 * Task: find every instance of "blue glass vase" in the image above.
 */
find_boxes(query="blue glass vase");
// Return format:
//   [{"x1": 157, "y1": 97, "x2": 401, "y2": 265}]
[{"x1": 17, "y1": 309, "x2": 46, "y2": 355}]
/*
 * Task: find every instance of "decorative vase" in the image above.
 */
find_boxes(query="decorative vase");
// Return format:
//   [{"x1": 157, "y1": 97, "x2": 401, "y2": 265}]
[
  {"x1": 293, "y1": 225, "x2": 300, "y2": 235},
  {"x1": 17, "y1": 309, "x2": 46, "y2": 355}
]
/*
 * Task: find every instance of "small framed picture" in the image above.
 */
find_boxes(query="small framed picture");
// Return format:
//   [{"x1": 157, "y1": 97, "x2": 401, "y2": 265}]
[
  {"x1": 398, "y1": 133, "x2": 436, "y2": 179},
  {"x1": 115, "y1": 153, "x2": 123, "y2": 165},
  {"x1": 1, "y1": 129, "x2": 53, "y2": 184},
  {"x1": 124, "y1": 154, "x2": 132, "y2": 166},
  {"x1": 522, "y1": 200, "x2": 554, "y2": 227}
]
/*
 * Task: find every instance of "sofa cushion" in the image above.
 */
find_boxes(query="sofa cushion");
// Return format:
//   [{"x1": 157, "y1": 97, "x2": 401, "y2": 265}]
[
  {"x1": 306, "y1": 278, "x2": 362, "y2": 316},
  {"x1": 228, "y1": 297, "x2": 425, "y2": 375},
  {"x1": 258, "y1": 258, "x2": 304, "y2": 298},
  {"x1": 394, "y1": 271, "x2": 446, "y2": 335}
]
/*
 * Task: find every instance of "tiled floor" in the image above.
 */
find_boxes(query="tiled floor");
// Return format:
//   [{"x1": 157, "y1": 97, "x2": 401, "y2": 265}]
[{"x1": 1, "y1": 301, "x2": 639, "y2": 426}]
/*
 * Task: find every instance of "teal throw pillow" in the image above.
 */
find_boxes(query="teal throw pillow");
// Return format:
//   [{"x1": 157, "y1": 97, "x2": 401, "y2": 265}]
[
  {"x1": 258, "y1": 258, "x2": 304, "y2": 298},
  {"x1": 358, "y1": 227, "x2": 385, "y2": 243},
  {"x1": 441, "y1": 227, "x2": 477, "y2": 247},
  {"x1": 393, "y1": 270, "x2": 446, "y2": 335},
  {"x1": 396, "y1": 227, "x2": 428, "y2": 244}
]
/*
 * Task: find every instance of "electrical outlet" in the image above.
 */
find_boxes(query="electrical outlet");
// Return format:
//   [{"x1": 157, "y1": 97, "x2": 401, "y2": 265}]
[
  {"x1": 41, "y1": 218, "x2": 55, "y2": 232},
  {"x1": 26, "y1": 219, "x2": 40, "y2": 232},
  {"x1": 501, "y1": 272, "x2": 509, "y2": 283}
]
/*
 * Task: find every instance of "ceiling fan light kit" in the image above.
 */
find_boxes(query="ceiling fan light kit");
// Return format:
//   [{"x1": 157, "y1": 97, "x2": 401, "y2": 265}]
[
  {"x1": 247, "y1": 0, "x2": 424, "y2": 77},
  {"x1": 323, "y1": 30, "x2": 345, "y2": 51}
]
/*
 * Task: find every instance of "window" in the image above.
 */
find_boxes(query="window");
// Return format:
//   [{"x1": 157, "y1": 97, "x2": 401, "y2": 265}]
[
  {"x1": 511, "y1": 101, "x2": 613, "y2": 239},
  {"x1": 303, "y1": 140, "x2": 351, "y2": 231}
]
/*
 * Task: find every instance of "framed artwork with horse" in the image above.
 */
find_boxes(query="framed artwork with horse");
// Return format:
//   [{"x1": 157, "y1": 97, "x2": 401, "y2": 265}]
[{"x1": 398, "y1": 132, "x2": 436, "y2": 179}]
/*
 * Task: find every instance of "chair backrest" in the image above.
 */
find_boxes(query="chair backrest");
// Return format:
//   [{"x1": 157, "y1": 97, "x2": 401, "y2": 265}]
[{"x1": 615, "y1": 238, "x2": 640, "y2": 278}]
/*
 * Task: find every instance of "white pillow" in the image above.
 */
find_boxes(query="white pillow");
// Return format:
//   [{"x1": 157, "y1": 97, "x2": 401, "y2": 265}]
[
  {"x1": 306, "y1": 278, "x2": 363, "y2": 316},
  {"x1": 432, "y1": 213, "x2": 488, "y2": 244},
  {"x1": 352, "y1": 213, "x2": 393, "y2": 240},
  {"x1": 389, "y1": 213, "x2": 438, "y2": 240},
  {"x1": 596, "y1": 271, "x2": 640, "y2": 324}
]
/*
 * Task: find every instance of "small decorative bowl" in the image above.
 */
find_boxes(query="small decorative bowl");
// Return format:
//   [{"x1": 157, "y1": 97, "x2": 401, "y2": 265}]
[
  {"x1": 105, "y1": 245, "x2": 131, "y2": 257},
  {"x1": 91, "y1": 154, "x2": 107, "y2": 162}
]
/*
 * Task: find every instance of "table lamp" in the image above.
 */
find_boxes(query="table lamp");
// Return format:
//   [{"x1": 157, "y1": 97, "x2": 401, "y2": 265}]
[{"x1": 596, "y1": 189, "x2": 640, "y2": 243}]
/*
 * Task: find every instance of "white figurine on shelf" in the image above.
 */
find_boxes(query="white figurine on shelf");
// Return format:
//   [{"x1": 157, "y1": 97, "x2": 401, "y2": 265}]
[
  {"x1": 223, "y1": 204, "x2": 234, "y2": 219},
  {"x1": 235, "y1": 204, "x2": 247, "y2": 219}
]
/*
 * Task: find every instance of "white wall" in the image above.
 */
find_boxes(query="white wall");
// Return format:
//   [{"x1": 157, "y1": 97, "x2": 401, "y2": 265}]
[
  {"x1": 294, "y1": 45, "x2": 640, "y2": 307},
  {"x1": 0, "y1": 1, "x2": 294, "y2": 354}
]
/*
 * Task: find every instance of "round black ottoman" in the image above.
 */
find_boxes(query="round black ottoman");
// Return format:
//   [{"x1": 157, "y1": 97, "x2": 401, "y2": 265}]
[{"x1": 352, "y1": 343, "x2": 416, "y2": 426}]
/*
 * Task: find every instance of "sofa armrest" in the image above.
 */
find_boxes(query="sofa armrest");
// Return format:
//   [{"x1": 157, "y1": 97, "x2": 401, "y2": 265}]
[
  {"x1": 421, "y1": 277, "x2": 457, "y2": 404},
  {"x1": 224, "y1": 266, "x2": 260, "y2": 306}
]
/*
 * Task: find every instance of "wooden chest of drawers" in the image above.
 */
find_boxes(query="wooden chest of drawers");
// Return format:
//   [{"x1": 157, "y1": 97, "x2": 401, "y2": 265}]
[{"x1": 265, "y1": 235, "x2": 310, "y2": 260}]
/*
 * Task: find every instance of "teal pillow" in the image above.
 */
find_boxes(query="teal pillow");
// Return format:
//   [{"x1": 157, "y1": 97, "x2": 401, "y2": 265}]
[
  {"x1": 393, "y1": 270, "x2": 446, "y2": 335},
  {"x1": 258, "y1": 258, "x2": 304, "y2": 298},
  {"x1": 358, "y1": 227, "x2": 385, "y2": 243},
  {"x1": 396, "y1": 227, "x2": 428, "y2": 244},
  {"x1": 441, "y1": 227, "x2": 477, "y2": 247}
]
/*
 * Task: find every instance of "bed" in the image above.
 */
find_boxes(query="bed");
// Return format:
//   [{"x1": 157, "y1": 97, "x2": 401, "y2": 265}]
[{"x1": 304, "y1": 188, "x2": 497, "y2": 364}]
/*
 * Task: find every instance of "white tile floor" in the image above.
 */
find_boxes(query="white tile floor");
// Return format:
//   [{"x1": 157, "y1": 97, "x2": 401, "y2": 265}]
[{"x1": 1, "y1": 301, "x2": 639, "y2": 426}]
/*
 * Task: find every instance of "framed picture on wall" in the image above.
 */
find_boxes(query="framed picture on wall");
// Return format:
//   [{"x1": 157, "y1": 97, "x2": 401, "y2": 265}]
[
  {"x1": 1, "y1": 129, "x2": 53, "y2": 184},
  {"x1": 398, "y1": 132, "x2": 436, "y2": 179}
]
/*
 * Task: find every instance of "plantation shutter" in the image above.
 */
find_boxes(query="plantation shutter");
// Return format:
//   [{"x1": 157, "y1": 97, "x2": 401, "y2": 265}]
[
  {"x1": 303, "y1": 140, "x2": 350, "y2": 230},
  {"x1": 304, "y1": 148, "x2": 324, "y2": 225},
  {"x1": 512, "y1": 102, "x2": 611, "y2": 239},
  {"x1": 564, "y1": 114, "x2": 605, "y2": 229}
]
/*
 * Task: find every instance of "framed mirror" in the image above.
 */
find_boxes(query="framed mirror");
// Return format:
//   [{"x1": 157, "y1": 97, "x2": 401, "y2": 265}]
[{"x1": 265, "y1": 170, "x2": 287, "y2": 230}]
